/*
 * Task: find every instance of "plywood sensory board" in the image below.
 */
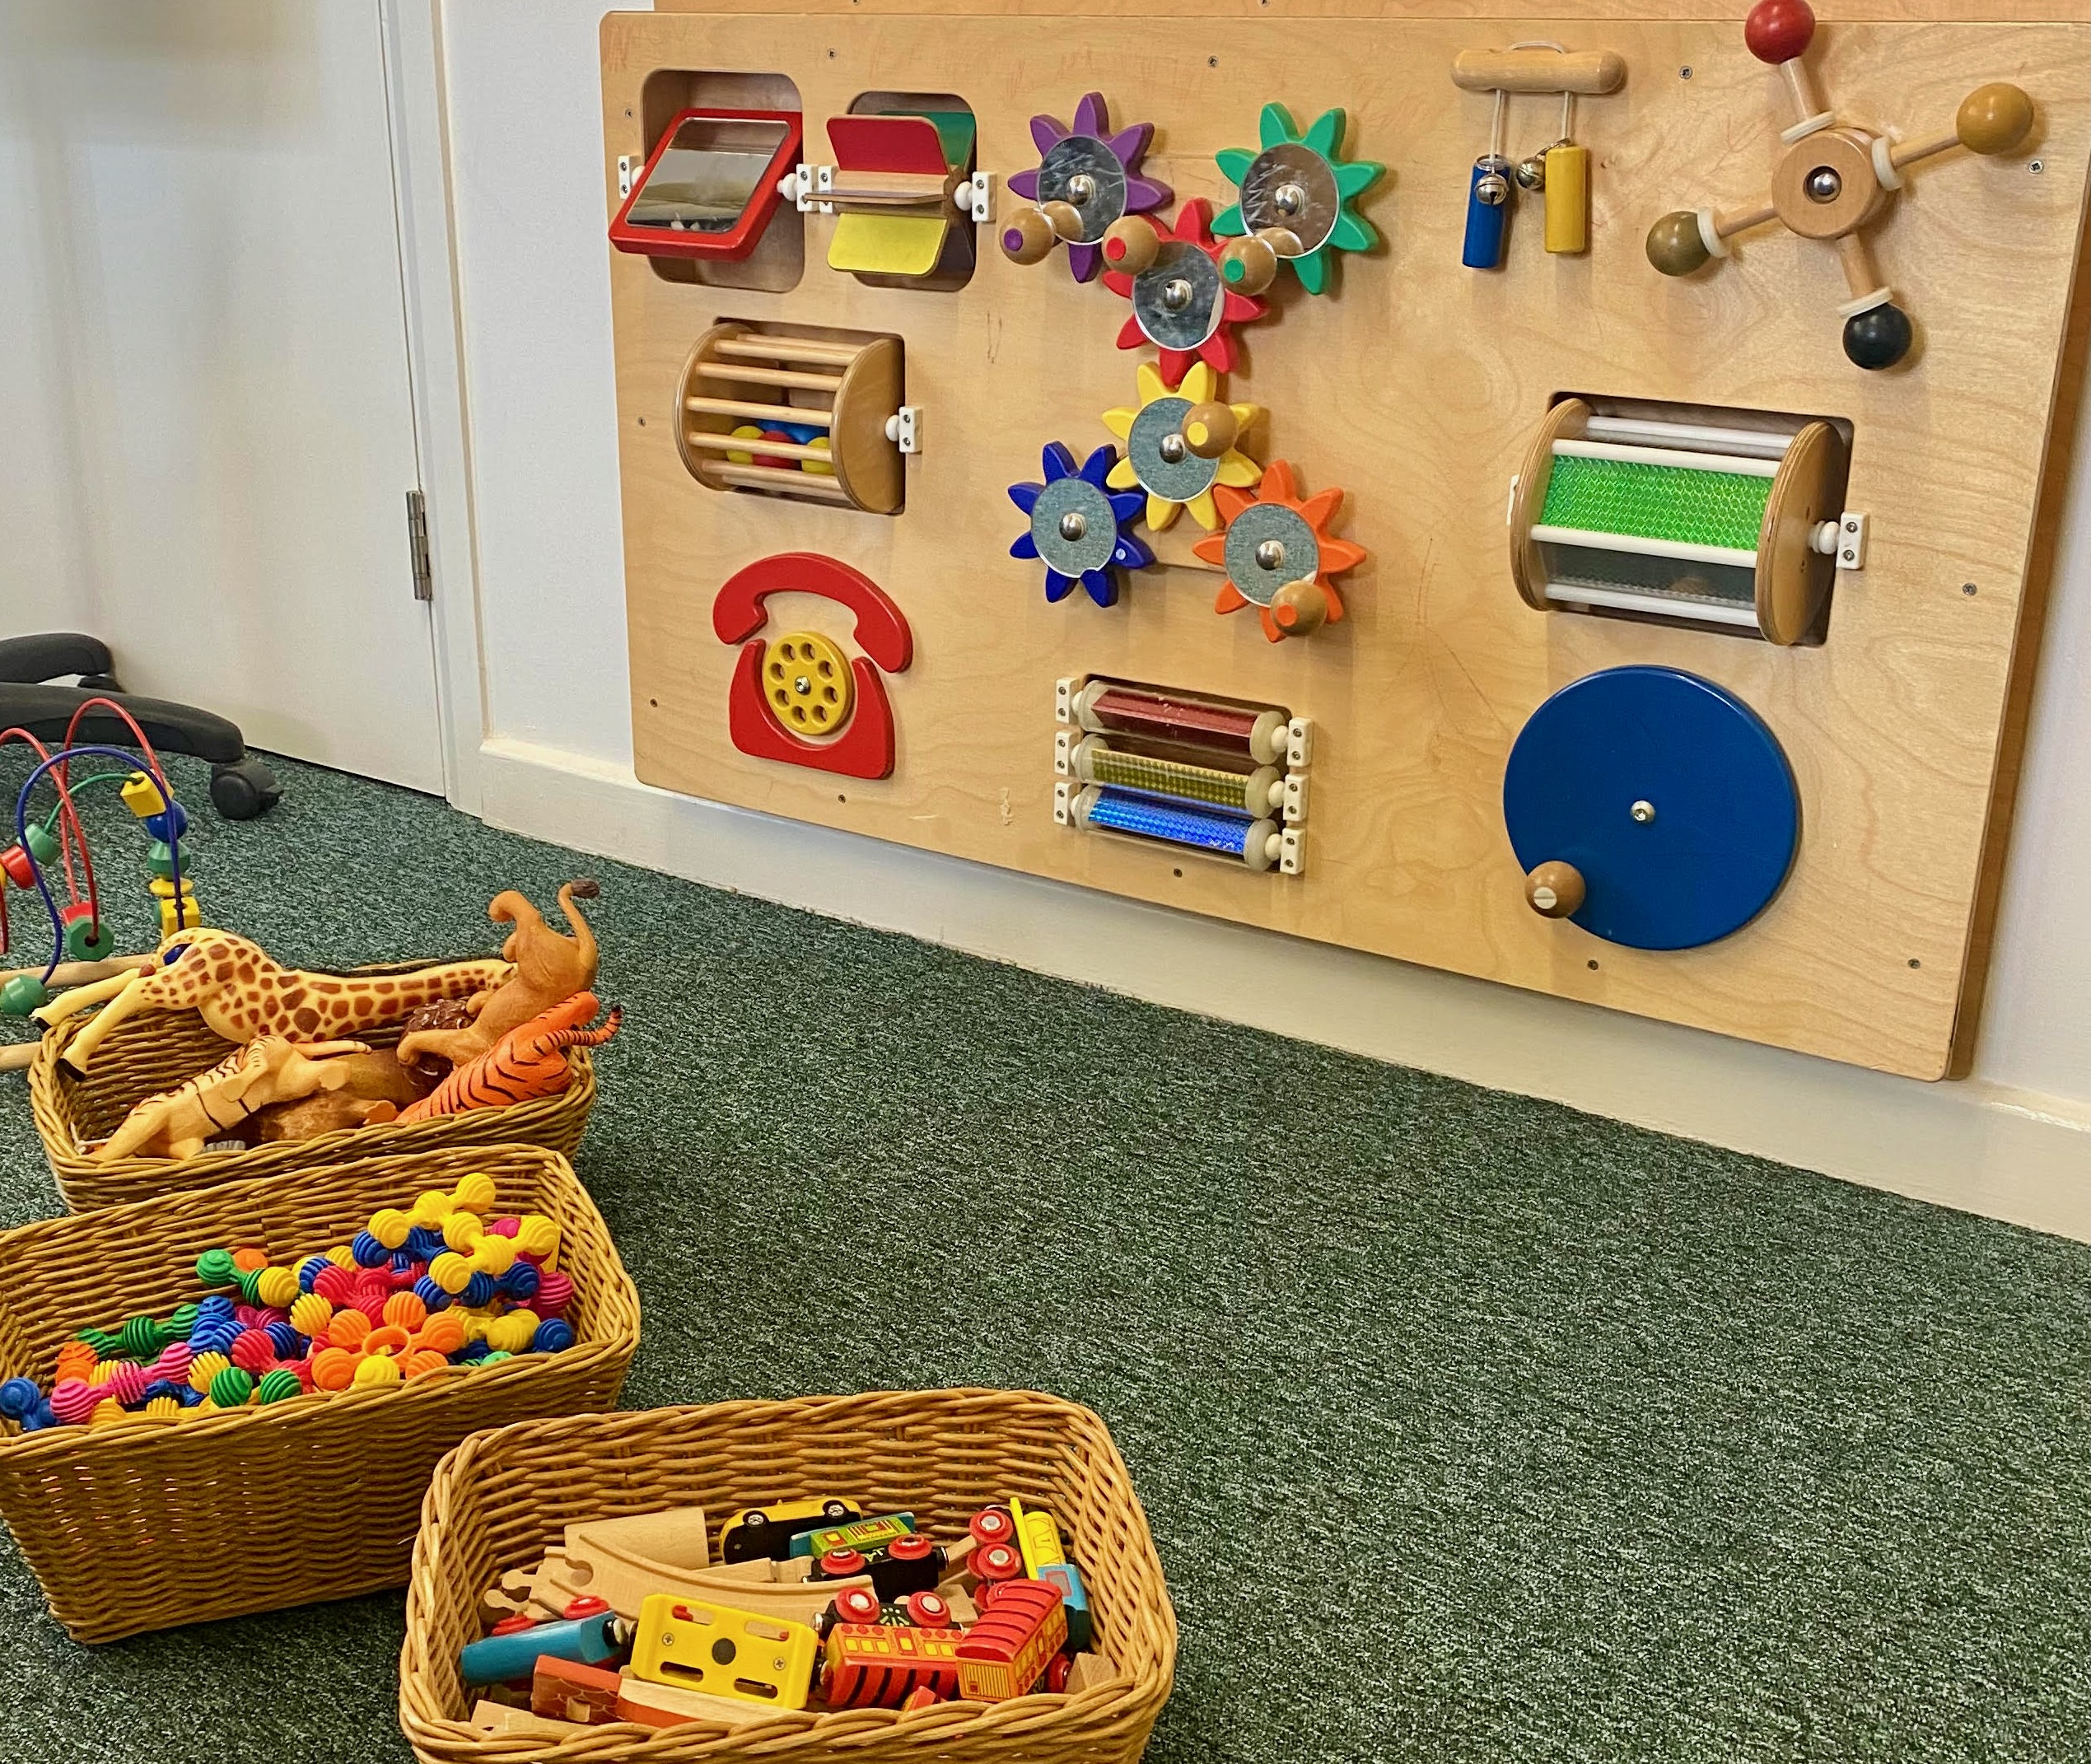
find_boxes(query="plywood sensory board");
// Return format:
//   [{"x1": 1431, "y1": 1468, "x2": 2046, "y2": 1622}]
[{"x1": 602, "y1": 2, "x2": 2088, "y2": 1080}]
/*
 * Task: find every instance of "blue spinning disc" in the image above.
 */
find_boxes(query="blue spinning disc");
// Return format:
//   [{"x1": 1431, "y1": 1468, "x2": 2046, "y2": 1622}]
[{"x1": 1502, "y1": 665, "x2": 1799, "y2": 951}]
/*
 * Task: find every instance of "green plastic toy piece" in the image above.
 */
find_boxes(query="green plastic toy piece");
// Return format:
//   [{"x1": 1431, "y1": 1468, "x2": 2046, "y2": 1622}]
[
  {"x1": 194, "y1": 1248, "x2": 238, "y2": 1289},
  {"x1": 255, "y1": 1369, "x2": 302, "y2": 1404},
  {"x1": 0, "y1": 974, "x2": 49, "y2": 1017},
  {"x1": 1213, "y1": 104, "x2": 1384, "y2": 296}
]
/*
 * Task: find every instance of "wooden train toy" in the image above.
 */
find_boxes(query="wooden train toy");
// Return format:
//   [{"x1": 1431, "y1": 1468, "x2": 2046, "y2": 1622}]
[{"x1": 459, "y1": 1495, "x2": 1119, "y2": 1734}]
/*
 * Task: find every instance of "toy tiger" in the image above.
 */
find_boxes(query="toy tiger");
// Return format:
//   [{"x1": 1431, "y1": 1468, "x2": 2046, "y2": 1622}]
[{"x1": 397, "y1": 992, "x2": 621, "y2": 1123}]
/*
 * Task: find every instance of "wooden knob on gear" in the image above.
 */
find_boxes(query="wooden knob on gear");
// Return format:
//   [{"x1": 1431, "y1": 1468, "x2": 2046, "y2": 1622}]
[
  {"x1": 1039, "y1": 199, "x2": 1085, "y2": 240},
  {"x1": 1100, "y1": 216, "x2": 1160, "y2": 275},
  {"x1": 1646, "y1": 210, "x2": 1711, "y2": 277},
  {"x1": 1000, "y1": 206, "x2": 1057, "y2": 265},
  {"x1": 1267, "y1": 577, "x2": 1329, "y2": 637},
  {"x1": 1524, "y1": 861, "x2": 1586, "y2": 919},
  {"x1": 1218, "y1": 230, "x2": 1295, "y2": 296},
  {"x1": 1180, "y1": 402, "x2": 1239, "y2": 459},
  {"x1": 1957, "y1": 82, "x2": 2033, "y2": 156}
]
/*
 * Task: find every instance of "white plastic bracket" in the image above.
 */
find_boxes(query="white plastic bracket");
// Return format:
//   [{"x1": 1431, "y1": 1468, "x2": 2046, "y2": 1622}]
[
  {"x1": 1053, "y1": 729, "x2": 1076, "y2": 776},
  {"x1": 618, "y1": 155, "x2": 637, "y2": 199},
  {"x1": 957, "y1": 171, "x2": 993, "y2": 224},
  {"x1": 1279, "y1": 828, "x2": 1306, "y2": 876},
  {"x1": 1285, "y1": 718, "x2": 1314, "y2": 770},
  {"x1": 884, "y1": 407, "x2": 923, "y2": 455},
  {"x1": 1054, "y1": 676, "x2": 1079, "y2": 725},
  {"x1": 1053, "y1": 781, "x2": 1074, "y2": 826},
  {"x1": 1281, "y1": 772, "x2": 1309, "y2": 825},
  {"x1": 1831, "y1": 511, "x2": 1868, "y2": 570}
]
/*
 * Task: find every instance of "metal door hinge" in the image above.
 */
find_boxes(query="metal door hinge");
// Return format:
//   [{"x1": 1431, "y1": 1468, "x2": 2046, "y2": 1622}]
[{"x1": 406, "y1": 489, "x2": 433, "y2": 601}]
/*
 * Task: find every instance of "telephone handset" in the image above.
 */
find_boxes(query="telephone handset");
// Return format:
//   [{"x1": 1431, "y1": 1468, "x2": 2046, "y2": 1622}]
[{"x1": 712, "y1": 553, "x2": 914, "y2": 780}]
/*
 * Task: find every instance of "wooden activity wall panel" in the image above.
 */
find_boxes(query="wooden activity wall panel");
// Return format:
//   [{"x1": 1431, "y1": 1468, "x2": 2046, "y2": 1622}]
[{"x1": 602, "y1": 4, "x2": 2088, "y2": 1081}]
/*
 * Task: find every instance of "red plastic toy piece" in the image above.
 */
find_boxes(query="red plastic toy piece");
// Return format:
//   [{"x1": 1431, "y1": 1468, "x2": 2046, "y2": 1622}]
[{"x1": 712, "y1": 553, "x2": 913, "y2": 782}]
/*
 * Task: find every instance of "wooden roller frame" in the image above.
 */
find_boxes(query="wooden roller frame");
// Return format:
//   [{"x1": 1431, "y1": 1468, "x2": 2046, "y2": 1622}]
[
  {"x1": 676, "y1": 322, "x2": 905, "y2": 513},
  {"x1": 1508, "y1": 398, "x2": 1849, "y2": 645}
]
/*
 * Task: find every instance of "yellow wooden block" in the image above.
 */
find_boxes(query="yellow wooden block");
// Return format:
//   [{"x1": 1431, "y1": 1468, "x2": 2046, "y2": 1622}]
[{"x1": 828, "y1": 212, "x2": 945, "y2": 277}]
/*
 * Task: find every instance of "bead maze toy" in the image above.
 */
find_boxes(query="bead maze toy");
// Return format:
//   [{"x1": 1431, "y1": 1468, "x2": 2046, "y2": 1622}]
[
  {"x1": 1000, "y1": 93, "x2": 1171, "y2": 282},
  {"x1": 1645, "y1": 0, "x2": 2035, "y2": 369},
  {"x1": 607, "y1": 2, "x2": 2084, "y2": 1080},
  {"x1": 2, "y1": 703, "x2": 200, "y2": 1029}
]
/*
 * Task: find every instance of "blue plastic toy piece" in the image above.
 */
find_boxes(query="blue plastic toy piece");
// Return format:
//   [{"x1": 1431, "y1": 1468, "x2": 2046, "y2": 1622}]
[
  {"x1": 1502, "y1": 665, "x2": 1799, "y2": 951},
  {"x1": 458, "y1": 1610, "x2": 628, "y2": 1686}
]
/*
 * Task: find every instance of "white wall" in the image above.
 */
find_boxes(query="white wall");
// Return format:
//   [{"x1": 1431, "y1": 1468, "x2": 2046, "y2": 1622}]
[{"x1": 437, "y1": 0, "x2": 2089, "y2": 1235}]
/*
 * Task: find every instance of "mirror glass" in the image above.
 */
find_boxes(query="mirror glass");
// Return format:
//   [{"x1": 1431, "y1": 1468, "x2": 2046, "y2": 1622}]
[{"x1": 629, "y1": 117, "x2": 791, "y2": 232}]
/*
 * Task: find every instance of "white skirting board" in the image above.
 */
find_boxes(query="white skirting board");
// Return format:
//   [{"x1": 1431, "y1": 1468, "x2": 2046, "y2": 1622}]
[{"x1": 477, "y1": 736, "x2": 2091, "y2": 1243}]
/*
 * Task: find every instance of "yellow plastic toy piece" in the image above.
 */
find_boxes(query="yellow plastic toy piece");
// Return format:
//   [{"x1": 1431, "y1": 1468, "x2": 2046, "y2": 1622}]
[
  {"x1": 120, "y1": 773, "x2": 167, "y2": 819},
  {"x1": 829, "y1": 212, "x2": 947, "y2": 278},
  {"x1": 1009, "y1": 1494, "x2": 1067, "y2": 1576},
  {"x1": 1102, "y1": 360, "x2": 1262, "y2": 533},
  {"x1": 631, "y1": 1594, "x2": 819, "y2": 1710}
]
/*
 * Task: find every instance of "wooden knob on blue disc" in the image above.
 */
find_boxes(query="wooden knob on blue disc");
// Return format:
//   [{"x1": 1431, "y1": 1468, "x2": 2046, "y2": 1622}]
[{"x1": 1524, "y1": 861, "x2": 1585, "y2": 918}]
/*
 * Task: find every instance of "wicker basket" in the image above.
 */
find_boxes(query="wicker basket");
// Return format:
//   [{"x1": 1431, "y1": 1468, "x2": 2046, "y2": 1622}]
[
  {"x1": 29, "y1": 973, "x2": 596, "y2": 1211},
  {"x1": 0, "y1": 1143, "x2": 640, "y2": 1643},
  {"x1": 400, "y1": 1390, "x2": 1176, "y2": 1764}
]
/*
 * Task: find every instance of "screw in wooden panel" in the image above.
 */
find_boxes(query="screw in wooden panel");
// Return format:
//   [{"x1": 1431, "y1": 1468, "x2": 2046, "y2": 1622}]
[
  {"x1": 1963, "y1": 581, "x2": 1977, "y2": 595},
  {"x1": 1679, "y1": 66, "x2": 1693, "y2": 79},
  {"x1": 1587, "y1": 959, "x2": 1599, "y2": 970},
  {"x1": 2029, "y1": 160, "x2": 2044, "y2": 173},
  {"x1": 1908, "y1": 957, "x2": 1921, "y2": 968}
]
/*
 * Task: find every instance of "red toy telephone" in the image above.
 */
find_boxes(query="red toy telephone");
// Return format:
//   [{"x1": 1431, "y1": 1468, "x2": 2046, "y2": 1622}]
[{"x1": 712, "y1": 553, "x2": 914, "y2": 780}]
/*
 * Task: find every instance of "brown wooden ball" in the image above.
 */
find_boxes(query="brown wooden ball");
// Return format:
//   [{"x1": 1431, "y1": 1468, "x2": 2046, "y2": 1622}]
[{"x1": 1645, "y1": 210, "x2": 1711, "y2": 277}]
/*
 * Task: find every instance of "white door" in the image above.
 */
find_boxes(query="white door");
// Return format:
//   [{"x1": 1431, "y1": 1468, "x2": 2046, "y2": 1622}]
[{"x1": 0, "y1": 1, "x2": 445, "y2": 791}]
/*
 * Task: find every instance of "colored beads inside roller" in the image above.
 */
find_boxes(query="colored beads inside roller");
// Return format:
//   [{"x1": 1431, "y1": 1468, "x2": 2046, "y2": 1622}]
[
  {"x1": 0, "y1": 1170, "x2": 577, "y2": 1434},
  {"x1": 1056, "y1": 675, "x2": 1312, "y2": 875},
  {"x1": 1077, "y1": 786, "x2": 1281, "y2": 866},
  {"x1": 1076, "y1": 679, "x2": 1287, "y2": 765}
]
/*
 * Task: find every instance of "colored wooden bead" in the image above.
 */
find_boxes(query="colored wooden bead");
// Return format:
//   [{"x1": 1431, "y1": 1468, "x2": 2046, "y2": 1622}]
[{"x1": 1744, "y1": 0, "x2": 1814, "y2": 64}]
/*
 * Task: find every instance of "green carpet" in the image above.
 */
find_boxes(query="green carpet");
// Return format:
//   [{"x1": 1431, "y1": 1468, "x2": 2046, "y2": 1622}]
[{"x1": 0, "y1": 754, "x2": 2083, "y2": 1764}]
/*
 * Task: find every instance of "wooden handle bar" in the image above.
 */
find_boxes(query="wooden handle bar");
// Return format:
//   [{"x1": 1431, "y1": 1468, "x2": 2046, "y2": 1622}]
[
  {"x1": 695, "y1": 362, "x2": 843, "y2": 394},
  {"x1": 707, "y1": 462, "x2": 852, "y2": 498},
  {"x1": 711, "y1": 336, "x2": 861, "y2": 366},
  {"x1": 1451, "y1": 48, "x2": 1625, "y2": 95},
  {"x1": 685, "y1": 394, "x2": 835, "y2": 428},
  {"x1": 683, "y1": 431, "x2": 833, "y2": 464}
]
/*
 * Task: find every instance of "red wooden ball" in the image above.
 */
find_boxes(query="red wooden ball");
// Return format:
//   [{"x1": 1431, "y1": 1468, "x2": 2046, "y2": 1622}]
[{"x1": 1744, "y1": 0, "x2": 1814, "y2": 64}]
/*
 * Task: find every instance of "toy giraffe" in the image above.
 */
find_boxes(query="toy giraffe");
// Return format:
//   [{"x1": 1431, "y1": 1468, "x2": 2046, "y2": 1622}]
[{"x1": 35, "y1": 930, "x2": 507, "y2": 1075}]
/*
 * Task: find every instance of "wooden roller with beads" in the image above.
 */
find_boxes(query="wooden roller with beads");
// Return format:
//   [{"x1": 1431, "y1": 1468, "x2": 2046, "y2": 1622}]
[{"x1": 675, "y1": 322, "x2": 907, "y2": 514}]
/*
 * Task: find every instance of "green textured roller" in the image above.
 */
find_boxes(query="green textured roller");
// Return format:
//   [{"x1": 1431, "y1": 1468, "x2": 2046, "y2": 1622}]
[
  {"x1": 1540, "y1": 455, "x2": 1771, "y2": 553},
  {"x1": 1088, "y1": 748, "x2": 1258, "y2": 813}
]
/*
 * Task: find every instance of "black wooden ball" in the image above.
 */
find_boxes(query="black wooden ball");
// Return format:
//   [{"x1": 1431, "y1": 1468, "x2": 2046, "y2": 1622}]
[{"x1": 1843, "y1": 301, "x2": 1913, "y2": 370}]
